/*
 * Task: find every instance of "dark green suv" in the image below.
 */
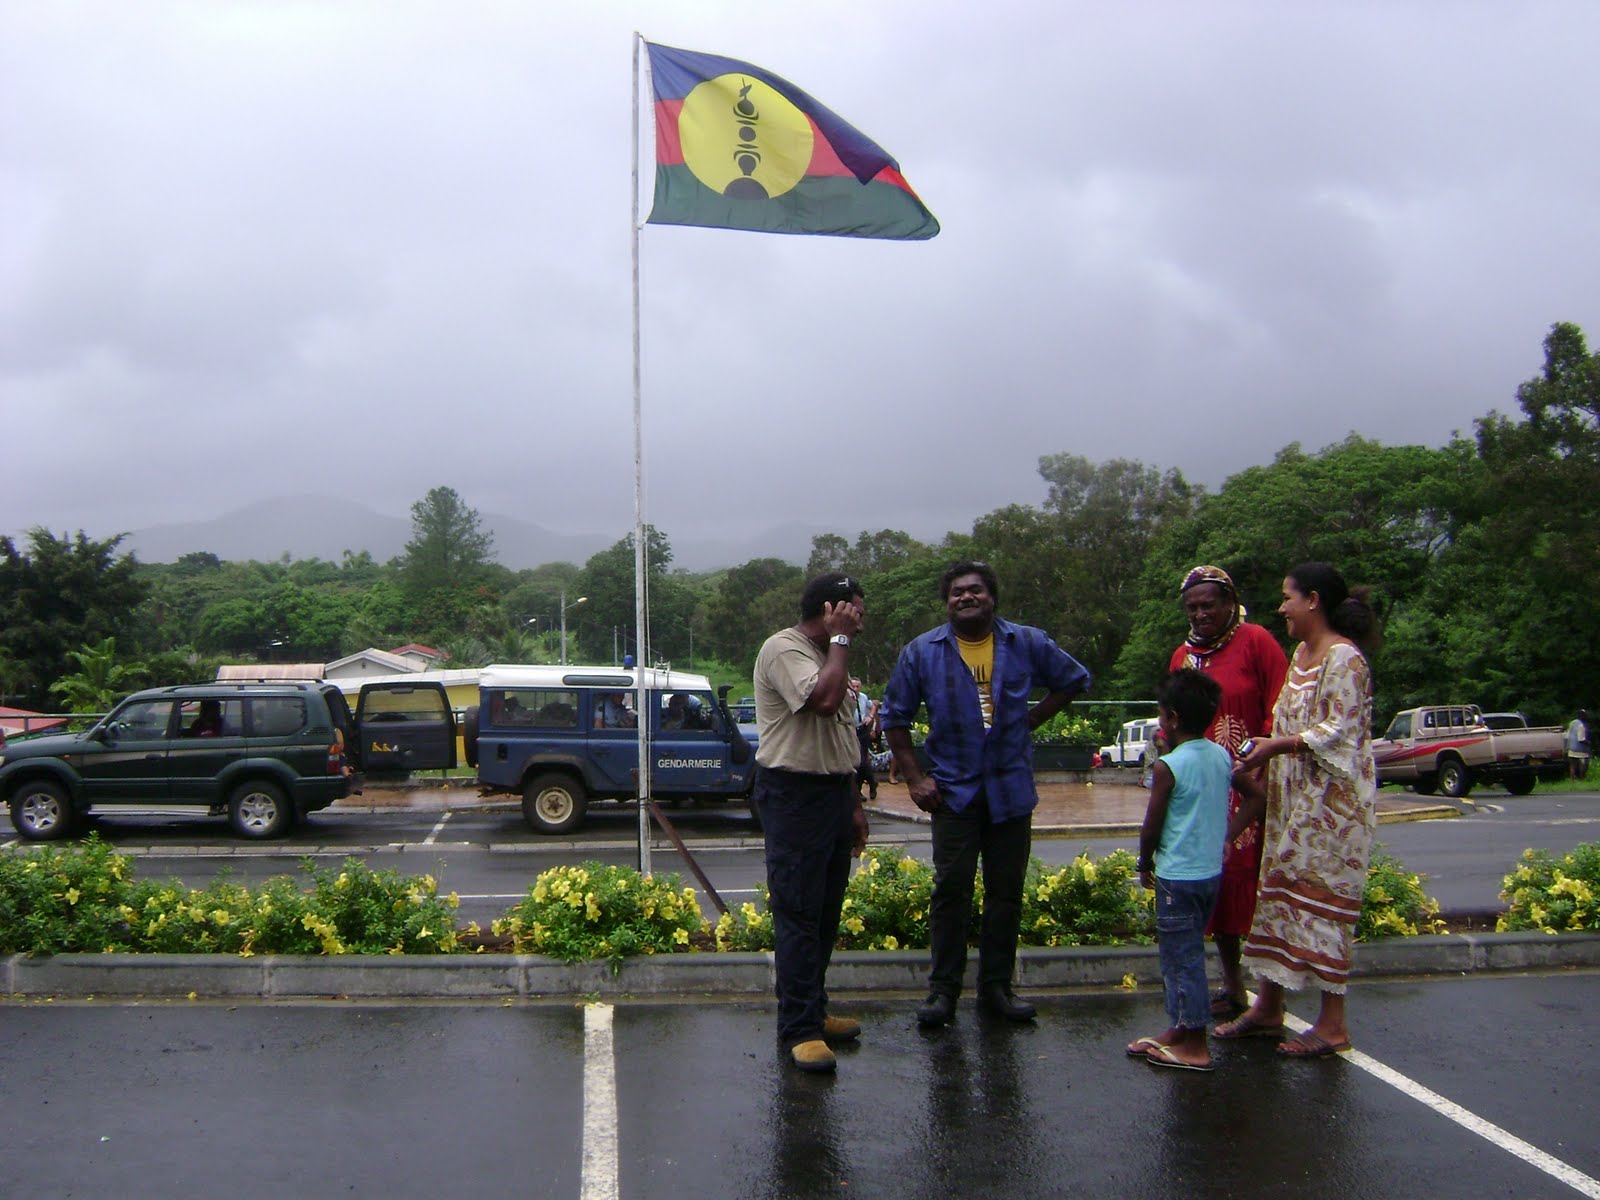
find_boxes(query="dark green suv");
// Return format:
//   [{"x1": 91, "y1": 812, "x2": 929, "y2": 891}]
[{"x1": 0, "y1": 680, "x2": 454, "y2": 841}]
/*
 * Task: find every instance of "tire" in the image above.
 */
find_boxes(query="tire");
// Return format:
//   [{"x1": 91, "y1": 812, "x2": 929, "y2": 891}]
[
  {"x1": 1437, "y1": 757, "x2": 1473, "y2": 799},
  {"x1": 463, "y1": 705, "x2": 480, "y2": 769},
  {"x1": 9, "y1": 779, "x2": 74, "y2": 841},
  {"x1": 227, "y1": 779, "x2": 294, "y2": 839},
  {"x1": 522, "y1": 772, "x2": 585, "y2": 835},
  {"x1": 1412, "y1": 777, "x2": 1438, "y2": 796},
  {"x1": 1504, "y1": 772, "x2": 1537, "y2": 796}
]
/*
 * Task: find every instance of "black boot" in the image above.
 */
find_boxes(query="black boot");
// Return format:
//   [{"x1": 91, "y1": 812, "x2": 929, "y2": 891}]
[
  {"x1": 978, "y1": 984, "x2": 1036, "y2": 1022},
  {"x1": 916, "y1": 992, "x2": 955, "y2": 1027}
]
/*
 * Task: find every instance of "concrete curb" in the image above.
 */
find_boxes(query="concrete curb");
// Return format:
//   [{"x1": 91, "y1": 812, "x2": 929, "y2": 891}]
[{"x1": 5, "y1": 933, "x2": 1597, "y2": 1000}]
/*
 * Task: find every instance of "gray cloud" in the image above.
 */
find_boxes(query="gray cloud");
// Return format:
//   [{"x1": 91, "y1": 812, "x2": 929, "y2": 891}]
[{"x1": 3, "y1": 1, "x2": 1597, "y2": 558}]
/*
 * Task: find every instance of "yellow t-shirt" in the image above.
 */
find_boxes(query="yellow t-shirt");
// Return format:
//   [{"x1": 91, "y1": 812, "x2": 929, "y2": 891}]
[{"x1": 957, "y1": 633, "x2": 995, "y2": 729}]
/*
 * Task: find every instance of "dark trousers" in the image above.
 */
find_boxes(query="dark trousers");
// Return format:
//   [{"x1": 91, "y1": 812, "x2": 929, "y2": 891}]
[
  {"x1": 928, "y1": 792, "x2": 1031, "y2": 998},
  {"x1": 855, "y1": 727, "x2": 877, "y2": 797},
  {"x1": 758, "y1": 766, "x2": 856, "y2": 1046}
]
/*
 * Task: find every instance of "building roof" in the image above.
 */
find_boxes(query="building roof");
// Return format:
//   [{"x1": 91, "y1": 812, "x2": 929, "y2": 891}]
[
  {"x1": 0, "y1": 705, "x2": 72, "y2": 736},
  {"x1": 325, "y1": 648, "x2": 424, "y2": 676},
  {"x1": 215, "y1": 664, "x2": 326, "y2": 681}
]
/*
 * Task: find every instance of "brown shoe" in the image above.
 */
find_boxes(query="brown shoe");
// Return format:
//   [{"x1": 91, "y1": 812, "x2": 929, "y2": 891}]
[
  {"x1": 791, "y1": 1039, "x2": 837, "y2": 1073},
  {"x1": 822, "y1": 1015, "x2": 861, "y2": 1041}
]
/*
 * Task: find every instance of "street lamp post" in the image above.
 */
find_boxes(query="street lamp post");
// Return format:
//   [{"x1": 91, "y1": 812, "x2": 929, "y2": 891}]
[{"x1": 559, "y1": 589, "x2": 588, "y2": 666}]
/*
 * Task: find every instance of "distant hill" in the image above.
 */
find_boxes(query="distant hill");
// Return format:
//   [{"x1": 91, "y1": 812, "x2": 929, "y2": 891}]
[{"x1": 118, "y1": 496, "x2": 823, "y2": 572}]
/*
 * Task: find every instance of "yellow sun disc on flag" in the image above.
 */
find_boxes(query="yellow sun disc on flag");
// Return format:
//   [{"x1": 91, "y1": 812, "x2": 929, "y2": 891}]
[{"x1": 678, "y1": 74, "x2": 814, "y2": 200}]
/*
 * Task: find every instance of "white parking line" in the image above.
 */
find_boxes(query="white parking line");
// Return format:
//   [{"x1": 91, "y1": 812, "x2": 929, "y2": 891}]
[
  {"x1": 422, "y1": 811, "x2": 452, "y2": 845},
  {"x1": 1278, "y1": 1011, "x2": 1600, "y2": 1197},
  {"x1": 581, "y1": 1002, "x2": 619, "y2": 1200}
]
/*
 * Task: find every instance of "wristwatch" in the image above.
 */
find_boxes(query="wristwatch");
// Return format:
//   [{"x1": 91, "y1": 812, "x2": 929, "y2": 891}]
[{"x1": 830, "y1": 634, "x2": 851, "y2": 647}]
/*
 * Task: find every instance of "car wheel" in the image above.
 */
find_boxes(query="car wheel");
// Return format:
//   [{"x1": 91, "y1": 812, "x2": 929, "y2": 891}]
[
  {"x1": 463, "y1": 705, "x2": 480, "y2": 769},
  {"x1": 1413, "y1": 777, "x2": 1438, "y2": 796},
  {"x1": 522, "y1": 772, "x2": 585, "y2": 835},
  {"x1": 1437, "y1": 757, "x2": 1473, "y2": 799},
  {"x1": 228, "y1": 779, "x2": 294, "y2": 839},
  {"x1": 9, "y1": 779, "x2": 75, "y2": 841},
  {"x1": 1504, "y1": 772, "x2": 1536, "y2": 796}
]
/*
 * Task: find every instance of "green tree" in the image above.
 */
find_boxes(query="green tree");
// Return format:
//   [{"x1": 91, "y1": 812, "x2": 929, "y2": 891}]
[
  {"x1": 701, "y1": 557, "x2": 805, "y2": 667},
  {"x1": 0, "y1": 530, "x2": 148, "y2": 709},
  {"x1": 400, "y1": 487, "x2": 496, "y2": 634},
  {"x1": 1112, "y1": 436, "x2": 1470, "y2": 719},
  {"x1": 48, "y1": 637, "x2": 146, "y2": 713},
  {"x1": 970, "y1": 456, "x2": 1199, "y2": 683},
  {"x1": 1427, "y1": 322, "x2": 1600, "y2": 721}
]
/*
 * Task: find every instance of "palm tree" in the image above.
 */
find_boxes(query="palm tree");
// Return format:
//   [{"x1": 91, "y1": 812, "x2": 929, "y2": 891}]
[{"x1": 48, "y1": 638, "x2": 147, "y2": 714}]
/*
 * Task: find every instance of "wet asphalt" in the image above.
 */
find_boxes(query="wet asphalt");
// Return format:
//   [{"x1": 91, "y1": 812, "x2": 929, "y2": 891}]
[{"x1": 3, "y1": 971, "x2": 1596, "y2": 1199}]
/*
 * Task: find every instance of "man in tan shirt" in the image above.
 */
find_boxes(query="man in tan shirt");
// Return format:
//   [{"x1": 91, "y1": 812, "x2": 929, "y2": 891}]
[{"x1": 753, "y1": 572, "x2": 869, "y2": 1073}]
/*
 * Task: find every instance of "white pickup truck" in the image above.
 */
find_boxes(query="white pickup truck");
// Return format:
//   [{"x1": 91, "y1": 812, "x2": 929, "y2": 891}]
[{"x1": 1372, "y1": 705, "x2": 1566, "y2": 798}]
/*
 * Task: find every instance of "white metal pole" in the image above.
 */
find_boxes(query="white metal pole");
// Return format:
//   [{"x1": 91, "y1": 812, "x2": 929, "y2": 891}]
[
  {"x1": 560, "y1": 587, "x2": 569, "y2": 666},
  {"x1": 632, "y1": 32, "x2": 652, "y2": 876}
]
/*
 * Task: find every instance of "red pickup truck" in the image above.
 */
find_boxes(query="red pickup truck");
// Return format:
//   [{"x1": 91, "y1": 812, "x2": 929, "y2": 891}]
[{"x1": 1372, "y1": 705, "x2": 1566, "y2": 798}]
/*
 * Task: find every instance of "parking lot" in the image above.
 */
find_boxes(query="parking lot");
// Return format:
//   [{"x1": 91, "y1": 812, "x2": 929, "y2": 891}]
[{"x1": 3, "y1": 972, "x2": 1597, "y2": 1199}]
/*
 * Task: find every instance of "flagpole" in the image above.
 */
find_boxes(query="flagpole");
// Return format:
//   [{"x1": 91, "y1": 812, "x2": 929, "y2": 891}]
[{"x1": 631, "y1": 32, "x2": 653, "y2": 877}]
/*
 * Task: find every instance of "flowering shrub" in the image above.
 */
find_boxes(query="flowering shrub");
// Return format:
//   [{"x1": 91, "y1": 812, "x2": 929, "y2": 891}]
[
  {"x1": 714, "y1": 895, "x2": 775, "y2": 951},
  {"x1": 493, "y1": 862, "x2": 706, "y2": 964},
  {"x1": 1357, "y1": 850, "x2": 1445, "y2": 940},
  {"x1": 0, "y1": 841, "x2": 463, "y2": 956},
  {"x1": 1030, "y1": 712, "x2": 1102, "y2": 745},
  {"x1": 836, "y1": 848, "x2": 934, "y2": 950},
  {"x1": 1021, "y1": 850, "x2": 1153, "y2": 947},
  {"x1": 0, "y1": 836, "x2": 140, "y2": 954},
  {"x1": 1498, "y1": 842, "x2": 1600, "y2": 933}
]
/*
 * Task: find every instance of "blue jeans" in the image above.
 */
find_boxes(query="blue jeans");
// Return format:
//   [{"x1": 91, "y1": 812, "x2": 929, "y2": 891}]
[
  {"x1": 1155, "y1": 875, "x2": 1220, "y2": 1030},
  {"x1": 758, "y1": 767, "x2": 857, "y2": 1046}
]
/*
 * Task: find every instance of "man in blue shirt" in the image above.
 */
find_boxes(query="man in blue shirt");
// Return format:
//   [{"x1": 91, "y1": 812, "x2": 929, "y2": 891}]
[{"x1": 882, "y1": 561, "x2": 1091, "y2": 1026}]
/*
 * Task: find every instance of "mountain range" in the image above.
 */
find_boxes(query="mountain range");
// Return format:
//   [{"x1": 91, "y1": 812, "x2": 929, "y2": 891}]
[{"x1": 113, "y1": 496, "x2": 823, "y2": 573}]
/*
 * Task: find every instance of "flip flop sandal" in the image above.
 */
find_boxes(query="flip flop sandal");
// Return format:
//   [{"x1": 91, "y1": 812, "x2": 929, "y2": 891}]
[
  {"x1": 1212, "y1": 1014, "x2": 1286, "y2": 1040},
  {"x1": 1126, "y1": 1036, "x2": 1166, "y2": 1058},
  {"x1": 1146, "y1": 1044, "x2": 1215, "y2": 1072},
  {"x1": 1276, "y1": 1032, "x2": 1353, "y2": 1058}
]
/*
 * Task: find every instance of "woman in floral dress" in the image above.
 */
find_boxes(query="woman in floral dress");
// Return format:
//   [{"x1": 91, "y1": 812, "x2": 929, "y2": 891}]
[{"x1": 1214, "y1": 562, "x2": 1379, "y2": 1057}]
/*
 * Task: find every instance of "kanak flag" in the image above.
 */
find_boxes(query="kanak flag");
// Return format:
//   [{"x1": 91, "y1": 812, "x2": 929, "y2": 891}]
[{"x1": 645, "y1": 41, "x2": 939, "y2": 241}]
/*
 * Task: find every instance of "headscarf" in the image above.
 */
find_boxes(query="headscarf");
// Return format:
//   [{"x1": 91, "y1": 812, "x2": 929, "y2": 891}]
[{"x1": 1179, "y1": 564, "x2": 1246, "y2": 663}]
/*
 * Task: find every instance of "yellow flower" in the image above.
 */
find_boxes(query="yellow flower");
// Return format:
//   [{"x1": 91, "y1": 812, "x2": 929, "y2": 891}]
[
  {"x1": 674, "y1": 928, "x2": 690, "y2": 945},
  {"x1": 843, "y1": 916, "x2": 865, "y2": 934},
  {"x1": 65, "y1": 888, "x2": 81, "y2": 905},
  {"x1": 335, "y1": 872, "x2": 349, "y2": 890},
  {"x1": 881, "y1": 935, "x2": 899, "y2": 950},
  {"x1": 1119, "y1": 973, "x2": 1137, "y2": 990},
  {"x1": 585, "y1": 895, "x2": 602, "y2": 922}
]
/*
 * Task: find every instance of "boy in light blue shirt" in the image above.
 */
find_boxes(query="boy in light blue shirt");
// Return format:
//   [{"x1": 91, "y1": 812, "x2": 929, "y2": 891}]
[{"x1": 1128, "y1": 668, "x2": 1232, "y2": 1071}]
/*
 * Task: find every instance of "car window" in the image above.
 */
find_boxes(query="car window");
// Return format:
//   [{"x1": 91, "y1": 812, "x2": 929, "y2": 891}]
[
  {"x1": 489, "y1": 688, "x2": 579, "y2": 730},
  {"x1": 177, "y1": 698, "x2": 243, "y2": 737},
  {"x1": 1384, "y1": 712, "x2": 1413, "y2": 740},
  {"x1": 109, "y1": 700, "x2": 178, "y2": 740},
  {"x1": 659, "y1": 691, "x2": 719, "y2": 733},
  {"x1": 250, "y1": 697, "x2": 307, "y2": 737}
]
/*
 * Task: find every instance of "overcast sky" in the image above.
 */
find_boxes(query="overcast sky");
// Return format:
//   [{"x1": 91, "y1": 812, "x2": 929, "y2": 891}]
[{"x1": 4, "y1": 2, "x2": 1598, "y2": 556}]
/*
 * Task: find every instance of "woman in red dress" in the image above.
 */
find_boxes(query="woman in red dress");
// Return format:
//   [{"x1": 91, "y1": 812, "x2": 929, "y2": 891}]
[{"x1": 1168, "y1": 565, "x2": 1287, "y2": 1016}]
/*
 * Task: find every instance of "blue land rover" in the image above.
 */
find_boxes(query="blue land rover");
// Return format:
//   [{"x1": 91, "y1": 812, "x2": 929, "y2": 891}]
[{"x1": 463, "y1": 665, "x2": 756, "y2": 834}]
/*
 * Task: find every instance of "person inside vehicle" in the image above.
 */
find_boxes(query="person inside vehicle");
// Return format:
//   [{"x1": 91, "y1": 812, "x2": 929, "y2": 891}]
[
  {"x1": 185, "y1": 699, "x2": 224, "y2": 738},
  {"x1": 595, "y1": 691, "x2": 636, "y2": 729}
]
